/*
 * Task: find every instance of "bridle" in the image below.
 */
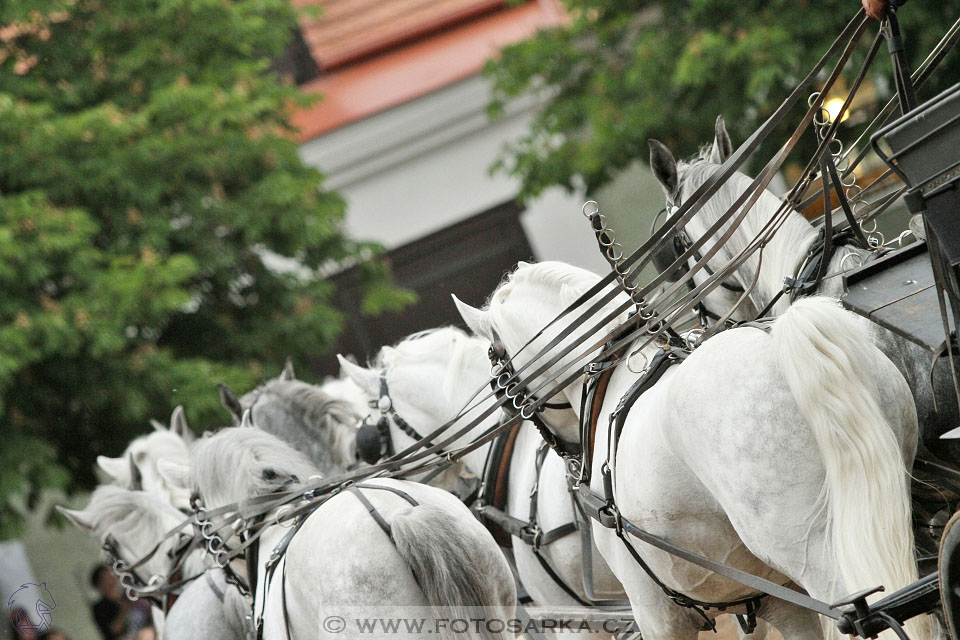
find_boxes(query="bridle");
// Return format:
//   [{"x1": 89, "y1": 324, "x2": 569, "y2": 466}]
[
  {"x1": 101, "y1": 526, "x2": 202, "y2": 611},
  {"x1": 355, "y1": 374, "x2": 434, "y2": 465},
  {"x1": 486, "y1": 328, "x2": 579, "y2": 458},
  {"x1": 651, "y1": 197, "x2": 746, "y2": 325}
]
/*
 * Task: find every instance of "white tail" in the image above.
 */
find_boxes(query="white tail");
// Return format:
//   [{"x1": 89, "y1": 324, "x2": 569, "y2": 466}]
[
  {"x1": 391, "y1": 503, "x2": 516, "y2": 640},
  {"x1": 771, "y1": 297, "x2": 925, "y2": 639}
]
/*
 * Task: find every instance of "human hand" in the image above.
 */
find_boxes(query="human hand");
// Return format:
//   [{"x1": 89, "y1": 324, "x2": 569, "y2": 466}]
[{"x1": 862, "y1": 0, "x2": 887, "y2": 20}]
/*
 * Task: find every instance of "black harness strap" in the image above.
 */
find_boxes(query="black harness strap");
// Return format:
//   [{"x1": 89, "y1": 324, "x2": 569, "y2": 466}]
[
  {"x1": 205, "y1": 570, "x2": 226, "y2": 602},
  {"x1": 349, "y1": 483, "x2": 421, "y2": 541},
  {"x1": 350, "y1": 487, "x2": 394, "y2": 539}
]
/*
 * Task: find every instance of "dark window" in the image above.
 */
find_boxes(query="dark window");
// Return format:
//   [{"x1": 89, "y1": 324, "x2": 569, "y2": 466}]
[{"x1": 311, "y1": 200, "x2": 533, "y2": 375}]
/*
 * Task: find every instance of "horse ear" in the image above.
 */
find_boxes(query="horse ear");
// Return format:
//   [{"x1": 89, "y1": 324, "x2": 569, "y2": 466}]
[
  {"x1": 648, "y1": 139, "x2": 679, "y2": 199},
  {"x1": 157, "y1": 459, "x2": 190, "y2": 489},
  {"x1": 170, "y1": 405, "x2": 194, "y2": 443},
  {"x1": 240, "y1": 408, "x2": 255, "y2": 429},
  {"x1": 128, "y1": 454, "x2": 143, "y2": 491},
  {"x1": 337, "y1": 355, "x2": 379, "y2": 398},
  {"x1": 97, "y1": 455, "x2": 127, "y2": 481},
  {"x1": 710, "y1": 115, "x2": 733, "y2": 164},
  {"x1": 452, "y1": 295, "x2": 492, "y2": 341},
  {"x1": 150, "y1": 419, "x2": 166, "y2": 432},
  {"x1": 56, "y1": 505, "x2": 93, "y2": 531},
  {"x1": 280, "y1": 357, "x2": 296, "y2": 381},
  {"x1": 217, "y1": 383, "x2": 243, "y2": 424}
]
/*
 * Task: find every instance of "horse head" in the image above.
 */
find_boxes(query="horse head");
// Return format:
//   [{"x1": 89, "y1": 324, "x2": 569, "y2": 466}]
[
  {"x1": 648, "y1": 116, "x2": 802, "y2": 321},
  {"x1": 454, "y1": 261, "x2": 623, "y2": 445},
  {"x1": 338, "y1": 327, "x2": 496, "y2": 475},
  {"x1": 97, "y1": 406, "x2": 193, "y2": 510},
  {"x1": 218, "y1": 363, "x2": 362, "y2": 476}
]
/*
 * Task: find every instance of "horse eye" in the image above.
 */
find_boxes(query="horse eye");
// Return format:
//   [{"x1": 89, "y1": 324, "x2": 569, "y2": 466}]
[
  {"x1": 135, "y1": 452, "x2": 146, "y2": 463},
  {"x1": 262, "y1": 469, "x2": 278, "y2": 481}
]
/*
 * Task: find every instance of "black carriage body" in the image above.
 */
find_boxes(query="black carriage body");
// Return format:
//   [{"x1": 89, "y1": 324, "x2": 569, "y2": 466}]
[
  {"x1": 844, "y1": 83, "x2": 960, "y2": 372},
  {"x1": 842, "y1": 82, "x2": 960, "y2": 640}
]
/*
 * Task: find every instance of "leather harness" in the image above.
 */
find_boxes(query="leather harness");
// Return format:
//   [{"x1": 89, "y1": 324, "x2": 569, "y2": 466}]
[{"x1": 255, "y1": 482, "x2": 421, "y2": 640}]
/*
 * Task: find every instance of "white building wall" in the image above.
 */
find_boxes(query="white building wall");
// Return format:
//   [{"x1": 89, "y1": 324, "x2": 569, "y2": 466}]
[{"x1": 299, "y1": 74, "x2": 611, "y2": 273}]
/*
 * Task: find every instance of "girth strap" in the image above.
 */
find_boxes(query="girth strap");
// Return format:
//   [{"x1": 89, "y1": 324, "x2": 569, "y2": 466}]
[
  {"x1": 206, "y1": 570, "x2": 226, "y2": 603},
  {"x1": 477, "y1": 419, "x2": 524, "y2": 548}
]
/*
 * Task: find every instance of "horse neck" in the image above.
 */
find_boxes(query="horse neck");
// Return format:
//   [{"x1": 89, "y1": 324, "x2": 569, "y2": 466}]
[
  {"x1": 756, "y1": 208, "x2": 818, "y2": 315},
  {"x1": 683, "y1": 165, "x2": 818, "y2": 316},
  {"x1": 705, "y1": 187, "x2": 817, "y2": 316}
]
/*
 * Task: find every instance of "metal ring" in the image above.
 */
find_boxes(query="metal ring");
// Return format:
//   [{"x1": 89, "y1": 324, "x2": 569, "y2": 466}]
[
  {"x1": 868, "y1": 231, "x2": 884, "y2": 248},
  {"x1": 828, "y1": 137, "x2": 843, "y2": 156},
  {"x1": 519, "y1": 403, "x2": 536, "y2": 420},
  {"x1": 606, "y1": 243, "x2": 624, "y2": 262},
  {"x1": 214, "y1": 549, "x2": 229, "y2": 568},
  {"x1": 807, "y1": 91, "x2": 821, "y2": 107},
  {"x1": 895, "y1": 229, "x2": 916, "y2": 247},
  {"x1": 625, "y1": 350, "x2": 649, "y2": 375},
  {"x1": 839, "y1": 252, "x2": 864, "y2": 272},
  {"x1": 512, "y1": 392, "x2": 526, "y2": 411},
  {"x1": 496, "y1": 371, "x2": 512, "y2": 388},
  {"x1": 125, "y1": 587, "x2": 139, "y2": 602},
  {"x1": 859, "y1": 218, "x2": 878, "y2": 234},
  {"x1": 598, "y1": 228, "x2": 616, "y2": 247},
  {"x1": 201, "y1": 521, "x2": 217, "y2": 539},
  {"x1": 208, "y1": 536, "x2": 223, "y2": 551},
  {"x1": 582, "y1": 200, "x2": 600, "y2": 218},
  {"x1": 685, "y1": 329, "x2": 704, "y2": 350},
  {"x1": 275, "y1": 505, "x2": 296, "y2": 528}
]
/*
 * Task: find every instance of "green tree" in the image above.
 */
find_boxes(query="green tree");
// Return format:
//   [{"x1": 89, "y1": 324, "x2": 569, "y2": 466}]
[
  {"x1": 486, "y1": 0, "x2": 957, "y2": 200},
  {"x1": 0, "y1": 0, "x2": 411, "y2": 538}
]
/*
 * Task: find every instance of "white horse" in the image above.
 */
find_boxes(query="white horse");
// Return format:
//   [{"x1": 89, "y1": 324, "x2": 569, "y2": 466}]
[
  {"x1": 217, "y1": 360, "x2": 363, "y2": 475},
  {"x1": 338, "y1": 326, "x2": 626, "y2": 607},
  {"x1": 58, "y1": 482, "x2": 249, "y2": 640},
  {"x1": 57, "y1": 486, "x2": 200, "y2": 580},
  {"x1": 96, "y1": 406, "x2": 194, "y2": 511},
  {"x1": 647, "y1": 123, "x2": 960, "y2": 455},
  {"x1": 455, "y1": 260, "x2": 925, "y2": 640},
  {"x1": 157, "y1": 423, "x2": 516, "y2": 640}
]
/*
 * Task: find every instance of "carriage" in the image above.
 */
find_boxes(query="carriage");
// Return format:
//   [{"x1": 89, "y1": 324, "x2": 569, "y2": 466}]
[{"x1": 61, "y1": 5, "x2": 960, "y2": 640}]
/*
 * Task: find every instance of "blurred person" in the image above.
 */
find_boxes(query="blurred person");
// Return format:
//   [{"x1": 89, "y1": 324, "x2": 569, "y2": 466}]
[{"x1": 89, "y1": 566, "x2": 129, "y2": 640}]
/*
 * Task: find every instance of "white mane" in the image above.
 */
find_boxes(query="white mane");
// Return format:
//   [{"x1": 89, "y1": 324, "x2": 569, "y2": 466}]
[
  {"x1": 678, "y1": 156, "x2": 817, "y2": 315},
  {"x1": 241, "y1": 379, "x2": 360, "y2": 474},
  {"x1": 378, "y1": 326, "x2": 488, "y2": 410},
  {"x1": 73, "y1": 485, "x2": 202, "y2": 578},
  {"x1": 188, "y1": 428, "x2": 319, "y2": 509},
  {"x1": 487, "y1": 261, "x2": 630, "y2": 358}
]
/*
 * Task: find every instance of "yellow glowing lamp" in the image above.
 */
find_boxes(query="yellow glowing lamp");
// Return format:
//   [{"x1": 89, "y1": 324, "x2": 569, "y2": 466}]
[{"x1": 824, "y1": 97, "x2": 851, "y2": 124}]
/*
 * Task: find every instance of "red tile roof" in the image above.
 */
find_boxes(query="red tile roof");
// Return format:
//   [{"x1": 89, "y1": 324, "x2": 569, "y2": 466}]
[
  {"x1": 295, "y1": 0, "x2": 507, "y2": 70},
  {"x1": 293, "y1": 0, "x2": 566, "y2": 141}
]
